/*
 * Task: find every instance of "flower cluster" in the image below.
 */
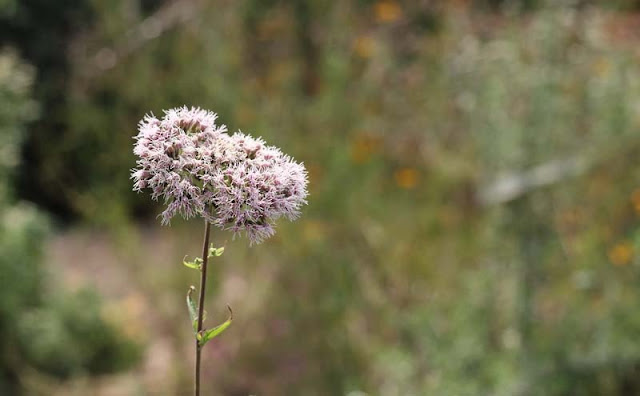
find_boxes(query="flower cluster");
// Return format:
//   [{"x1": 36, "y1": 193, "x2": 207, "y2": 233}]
[{"x1": 132, "y1": 106, "x2": 308, "y2": 243}]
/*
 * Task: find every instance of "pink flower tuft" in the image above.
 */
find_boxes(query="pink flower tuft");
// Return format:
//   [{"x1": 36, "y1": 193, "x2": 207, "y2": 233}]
[{"x1": 131, "y1": 106, "x2": 308, "y2": 244}]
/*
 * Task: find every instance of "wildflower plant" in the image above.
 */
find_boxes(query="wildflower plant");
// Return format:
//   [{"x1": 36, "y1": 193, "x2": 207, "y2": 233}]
[{"x1": 131, "y1": 106, "x2": 308, "y2": 395}]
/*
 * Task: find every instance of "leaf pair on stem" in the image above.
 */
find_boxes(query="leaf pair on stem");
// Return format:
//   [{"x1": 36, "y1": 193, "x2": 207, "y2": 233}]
[
  {"x1": 184, "y1": 245, "x2": 232, "y2": 347},
  {"x1": 183, "y1": 245, "x2": 225, "y2": 270}
]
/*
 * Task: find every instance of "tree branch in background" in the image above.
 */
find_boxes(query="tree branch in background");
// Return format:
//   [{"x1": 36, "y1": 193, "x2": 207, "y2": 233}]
[
  {"x1": 78, "y1": 0, "x2": 202, "y2": 80},
  {"x1": 478, "y1": 156, "x2": 591, "y2": 206}
]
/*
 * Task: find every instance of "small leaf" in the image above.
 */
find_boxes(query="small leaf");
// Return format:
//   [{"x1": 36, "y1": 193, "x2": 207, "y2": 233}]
[
  {"x1": 183, "y1": 256, "x2": 203, "y2": 270},
  {"x1": 186, "y1": 286, "x2": 198, "y2": 332},
  {"x1": 208, "y1": 245, "x2": 225, "y2": 258},
  {"x1": 198, "y1": 305, "x2": 233, "y2": 346}
]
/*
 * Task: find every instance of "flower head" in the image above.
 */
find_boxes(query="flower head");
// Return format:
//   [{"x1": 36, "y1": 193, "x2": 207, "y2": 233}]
[{"x1": 132, "y1": 106, "x2": 308, "y2": 243}]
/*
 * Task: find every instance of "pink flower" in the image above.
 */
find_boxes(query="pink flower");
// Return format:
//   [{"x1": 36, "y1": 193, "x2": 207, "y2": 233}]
[{"x1": 132, "y1": 107, "x2": 308, "y2": 244}]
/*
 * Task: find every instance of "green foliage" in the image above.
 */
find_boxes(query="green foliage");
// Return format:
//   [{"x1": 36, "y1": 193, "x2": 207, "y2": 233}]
[
  {"x1": 209, "y1": 245, "x2": 225, "y2": 258},
  {"x1": 0, "y1": 51, "x2": 36, "y2": 200},
  {"x1": 186, "y1": 244, "x2": 231, "y2": 345},
  {"x1": 183, "y1": 246, "x2": 224, "y2": 270},
  {"x1": 0, "y1": 50, "x2": 141, "y2": 394},
  {"x1": 197, "y1": 307, "x2": 233, "y2": 347},
  {"x1": 16, "y1": 288, "x2": 141, "y2": 377},
  {"x1": 187, "y1": 286, "x2": 198, "y2": 332},
  {"x1": 4, "y1": 1, "x2": 640, "y2": 395},
  {"x1": 0, "y1": 0, "x2": 94, "y2": 216},
  {"x1": 0, "y1": 51, "x2": 44, "y2": 331},
  {"x1": 183, "y1": 256, "x2": 203, "y2": 271}
]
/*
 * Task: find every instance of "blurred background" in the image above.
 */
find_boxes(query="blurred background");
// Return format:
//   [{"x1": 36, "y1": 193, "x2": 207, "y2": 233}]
[{"x1": 2, "y1": 0, "x2": 640, "y2": 395}]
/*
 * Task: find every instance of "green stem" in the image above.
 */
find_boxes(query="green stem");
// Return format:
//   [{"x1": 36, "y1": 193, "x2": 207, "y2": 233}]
[{"x1": 195, "y1": 220, "x2": 212, "y2": 396}]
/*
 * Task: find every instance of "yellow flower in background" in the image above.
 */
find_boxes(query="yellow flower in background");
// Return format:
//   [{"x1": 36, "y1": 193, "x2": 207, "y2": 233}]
[
  {"x1": 608, "y1": 242, "x2": 633, "y2": 266},
  {"x1": 374, "y1": 1, "x2": 403, "y2": 23},
  {"x1": 394, "y1": 167, "x2": 419, "y2": 189},
  {"x1": 631, "y1": 188, "x2": 640, "y2": 215},
  {"x1": 303, "y1": 220, "x2": 327, "y2": 242},
  {"x1": 592, "y1": 57, "x2": 611, "y2": 78},
  {"x1": 354, "y1": 35, "x2": 375, "y2": 58},
  {"x1": 350, "y1": 133, "x2": 381, "y2": 163}
]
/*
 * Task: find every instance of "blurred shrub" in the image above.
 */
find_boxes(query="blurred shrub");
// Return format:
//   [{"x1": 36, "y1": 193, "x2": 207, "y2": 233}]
[
  {"x1": 0, "y1": 0, "x2": 94, "y2": 217},
  {"x1": 0, "y1": 49, "x2": 36, "y2": 198},
  {"x1": 209, "y1": 5, "x2": 640, "y2": 395},
  {"x1": 0, "y1": 50, "x2": 140, "y2": 394},
  {"x1": 16, "y1": 288, "x2": 141, "y2": 378}
]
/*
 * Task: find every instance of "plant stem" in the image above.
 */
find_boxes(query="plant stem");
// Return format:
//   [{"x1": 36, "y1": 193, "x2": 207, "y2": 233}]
[{"x1": 195, "y1": 220, "x2": 212, "y2": 396}]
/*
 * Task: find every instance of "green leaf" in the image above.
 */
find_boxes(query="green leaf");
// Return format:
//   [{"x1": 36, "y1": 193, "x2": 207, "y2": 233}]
[
  {"x1": 183, "y1": 256, "x2": 203, "y2": 270},
  {"x1": 207, "y1": 245, "x2": 225, "y2": 258},
  {"x1": 186, "y1": 286, "x2": 198, "y2": 332},
  {"x1": 197, "y1": 305, "x2": 233, "y2": 346}
]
